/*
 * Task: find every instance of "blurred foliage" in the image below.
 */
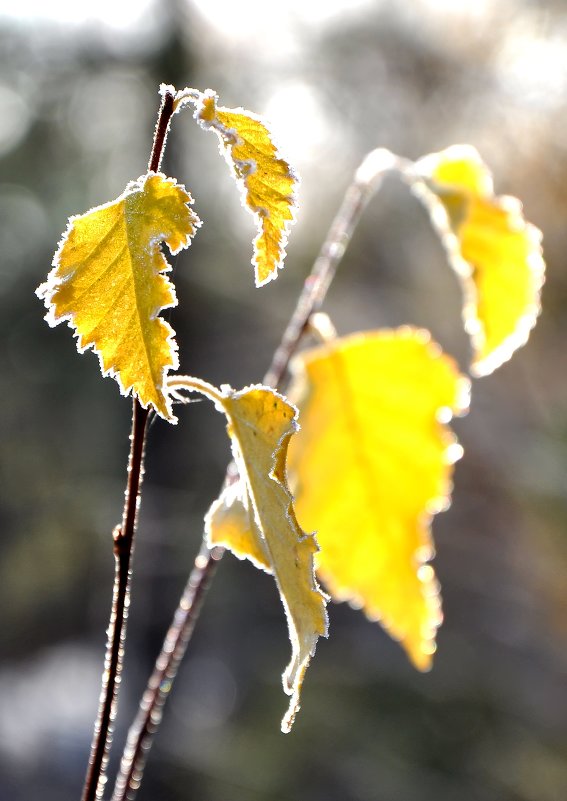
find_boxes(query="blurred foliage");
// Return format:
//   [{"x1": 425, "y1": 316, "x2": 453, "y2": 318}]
[{"x1": 1, "y1": 1, "x2": 567, "y2": 800}]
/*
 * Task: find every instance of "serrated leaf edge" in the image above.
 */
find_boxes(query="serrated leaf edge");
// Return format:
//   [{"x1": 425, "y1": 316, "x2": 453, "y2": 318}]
[
  {"x1": 177, "y1": 87, "x2": 300, "y2": 287},
  {"x1": 169, "y1": 376, "x2": 329, "y2": 731},
  {"x1": 37, "y1": 172, "x2": 201, "y2": 421}
]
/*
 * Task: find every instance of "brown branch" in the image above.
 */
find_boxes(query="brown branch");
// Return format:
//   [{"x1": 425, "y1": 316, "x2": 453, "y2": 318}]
[
  {"x1": 80, "y1": 86, "x2": 177, "y2": 801},
  {"x1": 148, "y1": 87, "x2": 175, "y2": 174},
  {"x1": 112, "y1": 146, "x2": 406, "y2": 801},
  {"x1": 81, "y1": 404, "x2": 149, "y2": 801},
  {"x1": 111, "y1": 543, "x2": 223, "y2": 801}
]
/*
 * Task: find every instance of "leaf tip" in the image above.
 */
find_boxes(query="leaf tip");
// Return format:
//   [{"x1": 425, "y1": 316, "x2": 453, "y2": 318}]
[
  {"x1": 412, "y1": 146, "x2": 545, "y2": 375},
  {"x1": 188, "y1": 87, "x2": 299, "y2": 287}
]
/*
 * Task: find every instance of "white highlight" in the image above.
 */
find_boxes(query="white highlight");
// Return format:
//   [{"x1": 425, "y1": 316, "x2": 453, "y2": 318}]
[
  {"x1": 355, "y1": 148, "x2": 399, "y2": 186},
  {"x1": 191, "y1": 0, "x2": 374, "y2": 42},
  {"x1": 0, "y1": 0, "x2": 155, "y2": 30},
  {"x1": 417, "y1": 0, "x2": 491, "y2": 16},
  {"x1": 497, "y1": 29, "x2": 567, "y2": 110},
  {"x1": 263, "y1": 83, "x2": 328, "y2": 164}
]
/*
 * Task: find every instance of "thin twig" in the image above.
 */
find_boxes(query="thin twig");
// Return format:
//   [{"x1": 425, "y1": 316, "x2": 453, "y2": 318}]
[
  {"x1": 112, "y1": 146, "x2": 407, "y2": 801},
  {"x1": 264, "y1": 148, "x2": 410, "y2": 388},
  {"x1": 112, "y1": 543, "x2": 223, "y2": 800},
  {"x1": 148, "y1": 87, "x2": 175, "y2": 174},
  {"x1": 81, "y1": 404, "x2": 149, "y2": 801},
  {"x1": 80, "y1": 86, "x2": 177, "y2": 801}
]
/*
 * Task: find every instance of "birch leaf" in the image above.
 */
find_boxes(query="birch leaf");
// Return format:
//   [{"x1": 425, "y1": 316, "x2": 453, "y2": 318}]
[
  {"x1": 182, "y1": 88, "x2": 298, "y2": 287},
  {"x1": 412, "y1": 145, "x2": 544, "y2": 375},
  {"x1": 286, "y1": 328, "x2": 469, "y2": 670},
  {"x1": 37, "y1": 173, "x2": 200, "y2": 420},
  {"x1": 207, "y1": 484, "x2": 271, "y2": 572},
  {"x1": 168, "y1": 377, "x2": 328, "y2": 732}
]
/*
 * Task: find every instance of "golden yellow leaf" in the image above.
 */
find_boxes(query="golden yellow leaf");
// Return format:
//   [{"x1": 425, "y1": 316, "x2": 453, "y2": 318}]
[
  {"x1": 286, "y1": 328, "x2": 470, "y2": 671},
  {"x1": 178, "y1": 88, "x2": 298, "y2": 287},
  {"x1": 168, "y1": 377, "x2": 328, "y2": 732},
  {"x1": 207, "y1": 483, "x2": 271, "y2": 571},
  {"x1": 37, "y1": 173, "x2": 200, "y2": 420},
  {"x1": 412, "y1": 145, "x2": 545, "y2": 375}
]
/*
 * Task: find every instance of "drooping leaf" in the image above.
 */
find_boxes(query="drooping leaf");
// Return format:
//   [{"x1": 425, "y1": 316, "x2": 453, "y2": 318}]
[
  {"x1": 286, "y1": 328, "x2": 469, "y2": 670},
  {"x1": 411, "y1": 145, "x2": 545, "y2": 376},
  {"x1": 178, "y1": 88, "x2": 298, "y2": 287},
  {"x1": 37, "y1": 173, "x2": 200, "y2": 420},
  {"x1": 168, "y1": 377, "x2": 328, "y2": 732},
  {"x1": 207, "y1": 484, "x2": 271, "y2": 571}
]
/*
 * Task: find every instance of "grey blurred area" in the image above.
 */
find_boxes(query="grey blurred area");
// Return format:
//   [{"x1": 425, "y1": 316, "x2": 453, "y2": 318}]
[{"x1": 1, "y1": 0, "x2": 567, "y2": 799}]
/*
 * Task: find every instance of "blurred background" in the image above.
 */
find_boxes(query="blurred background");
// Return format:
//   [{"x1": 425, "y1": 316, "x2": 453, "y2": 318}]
[{"x1": 1, "y1": 0, "x2": 567, "y2": 799}]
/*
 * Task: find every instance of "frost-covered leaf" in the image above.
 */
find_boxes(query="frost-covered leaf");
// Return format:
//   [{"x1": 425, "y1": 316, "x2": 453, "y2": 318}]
[
  {"x1": 207, "y1": 485, "x2": 271, "y2": 571},
  {"x1": 37, "y1": 173, "x2": 200, "y2": 420},
  {"x1": 178, "y1": 88, "x2": 298, "y2": 287},
  {"x1": 412, "y1": 145, "x2": 544, "y2": 375},
  {"x1": 287, "y1": 329, "x2": 469, "y2": 670},
  {"x1": 168, "y1": 377, "x2": 328, "y2": 731}
]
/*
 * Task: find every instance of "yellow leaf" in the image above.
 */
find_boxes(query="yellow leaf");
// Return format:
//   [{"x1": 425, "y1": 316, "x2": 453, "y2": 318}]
[
  {"x1": 168, "y1": 377, "x2": 328, "y2": 732},
  {"x1": 412, "y1": 145, "x2": 545, "y2": 375},
  {"x1": 37, "y1": 173, "x2": 200, "y2": 420},
  {"x1": 286, "y1": 328, "x2": 470, "y2": 671},
  {"x1": 179, "y1": 88, "x2": 298, "y2": 287},
  {"x1": 207, "y1": 484, "x2": 271, "y2": 572}
]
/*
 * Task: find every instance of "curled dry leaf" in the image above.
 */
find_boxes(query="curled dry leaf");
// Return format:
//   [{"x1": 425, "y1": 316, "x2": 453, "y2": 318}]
[
  {"x1": 286, "y1": 328, "x2": 470, "y2": 670},
  {"x1": 168, "y1": 377, "x2": 328, "y2": 732},
  {"x1": 177, "y1": 87, "x2": 298, "y2": 287},
  {"x1": 37, "y1": 173, "x2": 200, "y2": 420},
  {"x1": 411, "y1": 145, "x2": 545, "y2": 376}
]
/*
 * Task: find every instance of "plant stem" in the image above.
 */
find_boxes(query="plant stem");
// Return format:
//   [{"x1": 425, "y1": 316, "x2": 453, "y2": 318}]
[
  {"x1": 148, "y1": 86, "x2": 175, "y2": 174},
  {"x1": 263, "y1": 148, "x2": 408, "y2": 388},
  {"x1": 81, "y1": 404, "x2": 149, "y2": 801},
  {"x1": 111, "y1": 543, "x2": 223, "y2": 801},
  {"x1": 112, "y1": 147, "x2": 405, "y2": 801},
  {"x1": 80, "y1": 86, "x2": 177, "y2": 801}
]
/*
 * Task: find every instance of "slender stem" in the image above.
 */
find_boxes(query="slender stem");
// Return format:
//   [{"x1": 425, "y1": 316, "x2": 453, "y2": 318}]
[
  {"x1": 263, "y1": 148, "x2": 408, "y2": 388},
  {"x1": 148, "y1": 87, "x2": 175, "y2": 174},
  {"x1": 168, "y1": 375, "x2": 224, "y2": 405},
  {"x1": 111, "y1": 543, "x2": 223, "y2": 801},
  {"x1": 80, "y1": 86, "x2": 177, "y2": 801},
  {"x1": 112, "y1": 147, "x2": 406, "y2": 801},
  {"x1": 81, "y1": 404, "x2": 149, "y2": 801}
]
